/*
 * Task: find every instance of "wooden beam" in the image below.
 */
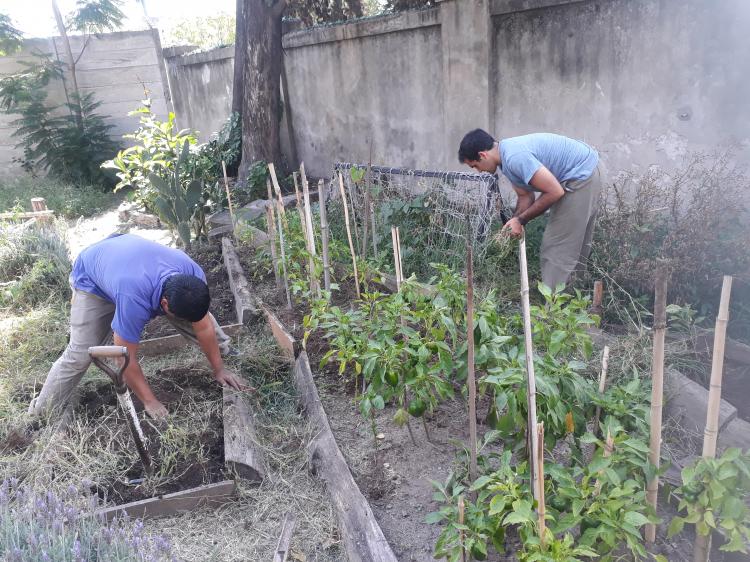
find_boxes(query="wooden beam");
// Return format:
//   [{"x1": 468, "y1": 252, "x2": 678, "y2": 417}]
[
  {"x1": 221, "y1": 237, "x2": 260, "y2": 324},
  {"x1": 263, "y1": 306, "x2": 298, "y2": 360},
  {"x1": 293, "y1": 352, "x2": 397, "y2": 562},
  {"x1": 0, "y1": 210, "x2": 55, "y2": 220},
  {"x1": 223, "y1": 386, "x2": 265, "y2": 483},
  {"x1": 96, "y1": 480, "x2": 236, "y2": 521},
  {"x1": 273, "y1": 511, "x2": 297, "y2": 562}
]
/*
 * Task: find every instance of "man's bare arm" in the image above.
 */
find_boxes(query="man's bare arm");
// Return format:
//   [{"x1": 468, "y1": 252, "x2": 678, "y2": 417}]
[{"x1": 515, "y1": 166, "x2": 565, "y2": 224}]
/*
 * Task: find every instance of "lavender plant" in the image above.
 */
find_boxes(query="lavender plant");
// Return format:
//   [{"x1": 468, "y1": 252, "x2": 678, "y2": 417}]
[{"x1": 0, "y1": 479, "x2": 176, "y2": 561}]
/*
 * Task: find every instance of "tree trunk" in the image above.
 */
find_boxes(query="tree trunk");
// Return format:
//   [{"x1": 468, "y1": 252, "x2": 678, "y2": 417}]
[
  {"x1": 231, "y1": 0, "x2": 246, "y2": 117},
  {"x1": 51, "y1": 0, "x2": 83, "y2": 130},
  {"x1": 236, "y1": 0, "x2": 286, "y2": 183}
]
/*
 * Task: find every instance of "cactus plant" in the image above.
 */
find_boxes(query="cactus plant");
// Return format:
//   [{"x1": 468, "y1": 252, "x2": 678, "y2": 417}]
[{"x1": 149, "y1": 140, "x2": 203, "y2": 249}]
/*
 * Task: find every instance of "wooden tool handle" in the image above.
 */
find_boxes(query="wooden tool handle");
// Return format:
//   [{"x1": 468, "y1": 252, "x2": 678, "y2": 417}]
[{"x1": 88, "y1": 345, "x2": 128, "y2": 358}]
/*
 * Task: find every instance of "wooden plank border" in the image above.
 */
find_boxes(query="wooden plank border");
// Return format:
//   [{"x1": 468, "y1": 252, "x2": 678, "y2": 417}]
[{"x1": 96, "y1": 480, "x2": 236, "y2": 521}]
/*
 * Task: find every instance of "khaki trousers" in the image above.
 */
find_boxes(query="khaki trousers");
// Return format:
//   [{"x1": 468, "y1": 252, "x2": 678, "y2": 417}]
[
  {"x1": 540, "y1": 165, "x2": 604, "y2": 290},
  {"x1": 29, "y1": 289, "x2": 230, "y2": 416}
]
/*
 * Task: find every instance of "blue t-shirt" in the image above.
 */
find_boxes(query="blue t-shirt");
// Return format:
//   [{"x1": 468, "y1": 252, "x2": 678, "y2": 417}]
[
  {"x1": 499, "y1": 133, "x2": 599, "y2": 192},
  {"x1": 70, "y1": 234, "x2": 206, "y2": 343}
]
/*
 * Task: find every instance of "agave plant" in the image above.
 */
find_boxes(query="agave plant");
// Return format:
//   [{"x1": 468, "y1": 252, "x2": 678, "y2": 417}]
[{"x1": 149, "y1": 140, "x2": 202, "y2": 249}]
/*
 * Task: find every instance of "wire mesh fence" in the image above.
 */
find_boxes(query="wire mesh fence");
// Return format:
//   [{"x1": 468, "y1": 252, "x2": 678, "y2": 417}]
[{"x1": 326, "y1": 162, "x2": 510, "y2": 277}]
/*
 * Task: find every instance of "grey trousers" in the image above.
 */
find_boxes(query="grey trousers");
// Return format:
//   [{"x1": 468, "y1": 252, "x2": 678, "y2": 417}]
[
  {"x1": 540, "y1": 165, "x2": 604, "y2": 290},
  {"x1": 28, "y1": 289, "x2": 230, "y2": 416}
]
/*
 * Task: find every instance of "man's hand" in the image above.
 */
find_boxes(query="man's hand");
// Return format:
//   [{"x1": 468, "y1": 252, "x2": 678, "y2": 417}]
[
  {"x1": 501, "y1": 217, "x2": 525, "y2": 238},
  {"x1": 213, "y1": 368, "x2": 253, "y2": 392},
  {"x1": 144, "y1": 399, "x2": 168, "y2": 419}
]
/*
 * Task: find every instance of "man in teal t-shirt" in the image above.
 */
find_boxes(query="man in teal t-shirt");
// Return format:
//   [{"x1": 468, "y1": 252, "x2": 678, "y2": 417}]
[
  {"x1": 458, "y1": 129, "x2": 604, "y2": 289},
  {"x1": 29, "y1": 234, "x2": 249, "y2": 419}
]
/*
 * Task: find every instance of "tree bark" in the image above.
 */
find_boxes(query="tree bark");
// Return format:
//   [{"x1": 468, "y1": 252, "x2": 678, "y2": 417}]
[
  {"x1": 231, "y1": 0, "x2": 246, "y2": 117},
  {"x1": 51, "y1": 0, "x2": 83, "y2": 130},
  {"x1": 236, "y1": 0, "x2": 286, "y2": 183}
]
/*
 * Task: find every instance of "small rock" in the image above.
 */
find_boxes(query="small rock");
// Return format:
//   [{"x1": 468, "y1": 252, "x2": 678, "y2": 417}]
[
  {"x1": 376, "y1": 433, "x2": 385, "y2": 440},
  {"x1": 402, "y1": 511, "x2": 408, "y2": 518},
  {"x1": 386, "y1": 504, "x2": 392, "y2": 510},
  {"x1": 383, "y1": 462, "x2": 390, "y2": 468}
]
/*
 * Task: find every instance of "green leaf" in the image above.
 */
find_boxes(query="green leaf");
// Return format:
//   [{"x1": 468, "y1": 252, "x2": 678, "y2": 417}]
[
  {"x1": 623, "y1": 511, "x2": 650, "y2": 528},
  {"x1": 185, "y1": 179, "x2": 203, "y2": 210},
  {"x1": 470, "y1": 475, "x2": 493, "y2": 491},
  {"x1": 424, "y1": 511, "x2": 444, "y2": 524},
  {"x1": 372, "y1": 395, "x2": 385, "y2": 410},
  {"x1": 667, "y1": 516, "x2": 685, "y2": 538}
]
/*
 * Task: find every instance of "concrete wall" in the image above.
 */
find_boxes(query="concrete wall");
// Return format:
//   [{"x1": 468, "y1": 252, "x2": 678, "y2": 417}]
[
  {"x1": 0, "y1": 30, "x2": 171, "y2": 177},
  {"x1": 163, "y1": 46, "x2": 234, "y2": 141}
]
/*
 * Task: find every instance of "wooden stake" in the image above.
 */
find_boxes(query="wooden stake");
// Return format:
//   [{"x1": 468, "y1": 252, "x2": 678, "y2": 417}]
[
  {"x1": 458, "y1": 495, "x2": 467, "y2": 562},
  {"x1": 276, "y1": 211, "x2": 292, "y2": 310},
  {"x1": 537, "y1": 423, "x2": 546, "y2": 549},
  {"x1": 592, "y1": 279, "x2": 604, "y2": 316},
  {"x1": 466, "y1": 242, "x2": 478, "y2": 484},
  {"x1": 338, "y1": 172, "x2": 361, "y2": 299},
  {"x1": 318, "y1": 180, "x2": 331, "y2": 291},
  {"x1": 221, "y1": 161, "x2": 235, "y2": 235},
  {"x1": 300, "y1": 163, "x2": 320, "y2": 298},
  {"x1": 273, "y1": 511, "x2": 297, "y2": 562},
  {"x1": 268, "y1": 163, "x2": 286, "y2": 219},
  {"x1": 593, "y1": 345, "x2": 611, "y2": 435},
  {"x1": 265, "y1": 180, "x2": 281, "y2": 289},
  {"x1": 391, "y1": 227, "x2": 401, "y2": 290},
  {"x1": 519, "y1": 236, "x2": 541, "y2": 507},
  {"x1": 292, "y1": 172, "x2": 308, "y2": 245},
  {"x1": 646, "y1": 267, "x2": 668, "y2": 543},
  {"x1": 694, "y1": 275, "x2": 733, "y2": 562},
  {"x1": 395, "y1": 227, "x2": 404, "y2": 282},
  {"x1": 30, "y1": 197, "x2": 51, "y2": 224}
]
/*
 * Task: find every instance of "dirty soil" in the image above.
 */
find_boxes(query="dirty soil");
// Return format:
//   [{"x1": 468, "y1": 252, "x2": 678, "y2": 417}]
[
  {"x1": 142, "y1": 242, "x2": 236, "y2": 340},
  {"x1": 78, "y1": 363, "x2": 227, "y2": 505}
]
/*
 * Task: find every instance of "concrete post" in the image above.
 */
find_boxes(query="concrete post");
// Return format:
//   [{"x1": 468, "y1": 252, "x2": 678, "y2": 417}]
[{"x1": 440, "y1": 0, "x2": 492, "y2": 169}]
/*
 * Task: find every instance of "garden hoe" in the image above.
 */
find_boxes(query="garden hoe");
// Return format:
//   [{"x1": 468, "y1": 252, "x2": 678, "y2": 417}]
[{"x1": 88, "y1": 345, "x2": 153, "y2": 476}]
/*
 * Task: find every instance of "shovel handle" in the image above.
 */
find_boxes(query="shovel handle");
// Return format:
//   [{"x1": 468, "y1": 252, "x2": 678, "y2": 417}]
[{"x1": 88, "y1": 345, "x2": 128, "y2": 359}]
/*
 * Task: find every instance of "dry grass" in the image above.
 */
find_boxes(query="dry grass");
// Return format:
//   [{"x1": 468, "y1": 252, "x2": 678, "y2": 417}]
[{"x1": 0, "y1": 305, "x2": 344, "y2": 561}]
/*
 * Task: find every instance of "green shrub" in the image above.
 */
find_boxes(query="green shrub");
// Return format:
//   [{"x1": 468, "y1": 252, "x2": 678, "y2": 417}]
[
  {"x1": 0, "y1": 222, "x2": 70, "y2": 310},
  {"x1": 0, "y1": 176, "x2": 114, "y2": 218},
  {"x1": 590, "y1": 151, "x2": 749, "y2": 329}
]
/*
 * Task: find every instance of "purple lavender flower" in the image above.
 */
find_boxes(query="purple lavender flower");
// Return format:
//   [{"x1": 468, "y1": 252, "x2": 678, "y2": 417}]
[{"x1": 72, "y1": 539, "x2": 84, "y2": 562}]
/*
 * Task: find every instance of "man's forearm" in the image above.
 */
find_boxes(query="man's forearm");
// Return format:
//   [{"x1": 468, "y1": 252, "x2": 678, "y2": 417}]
[
  {"x1": 194, "y1": 323, "x2": 224, "y2": 375},
  {"x1": 516, "y1": 192, "x2": 564, "y2": 224},
  {"x1": 513, "y1": 193, "x2": 535, "y2": 217},
  {"x1": 122, "y1": 362, "x2": 158, "y2": 405}
]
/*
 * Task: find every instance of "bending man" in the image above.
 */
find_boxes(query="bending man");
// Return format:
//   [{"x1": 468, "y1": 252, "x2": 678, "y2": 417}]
[
  {"x1": 29, "y1": 233, "x2": 248, "y2": 419},
  {"x1": 459, "y1": 129, "x2": 603, "y2": 289}
]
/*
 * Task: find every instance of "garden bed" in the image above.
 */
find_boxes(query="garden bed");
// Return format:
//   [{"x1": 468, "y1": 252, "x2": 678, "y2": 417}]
[{"x1": 78, "y1": 363, "x2": 227, "y2": 505}]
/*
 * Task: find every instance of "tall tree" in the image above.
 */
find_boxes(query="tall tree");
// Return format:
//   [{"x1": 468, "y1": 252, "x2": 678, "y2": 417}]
[
  {"x1": 0, "y1": 13, "x2": 23, "y2": 56},
  {"x1": 233, "y1": 0, "x2": 365, "y2": 181}
]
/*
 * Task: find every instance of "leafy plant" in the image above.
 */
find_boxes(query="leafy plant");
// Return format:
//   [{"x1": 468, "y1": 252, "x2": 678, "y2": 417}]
[
  {"x1": 149, "y1": 140, "x2": 203, "y2": 248},
  {"x1": 0, "y1": 13, "x2": 23, "y2": 56},
  {"x1": 669, "y1": 448, "x2": 750, "y2": 553},
  {"x1": 103, "y1": 99, "x2": 198, "y2": 208},
  {"x1": 0, "y1": 57, "x2": 118, "y2": 185}
]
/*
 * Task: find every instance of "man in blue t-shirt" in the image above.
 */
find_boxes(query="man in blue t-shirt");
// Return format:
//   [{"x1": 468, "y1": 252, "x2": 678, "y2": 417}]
[
  {"x1": 458, "y1": 129, "x2": 604, "y2": 289},
  {"x1": 29, "y1": 234, "x2": 249, "y2": 419}
]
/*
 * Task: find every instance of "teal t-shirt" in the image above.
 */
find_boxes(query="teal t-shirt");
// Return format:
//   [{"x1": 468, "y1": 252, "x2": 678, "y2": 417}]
[
  {"x1": 499, "y1": 133, "x2": 598, "y2": 192},
  {"x1": 70, "y1": 234, "x2": 206, "y2": 343}
]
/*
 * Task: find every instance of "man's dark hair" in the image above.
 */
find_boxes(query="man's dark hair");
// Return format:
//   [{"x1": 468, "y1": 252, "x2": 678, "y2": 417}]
[
  {"x1": 162, "y1": 274, "x2": 210, "y2": 322},
  {"x1": 458, "y1": 129, "x2": 496, "y2": 163}
]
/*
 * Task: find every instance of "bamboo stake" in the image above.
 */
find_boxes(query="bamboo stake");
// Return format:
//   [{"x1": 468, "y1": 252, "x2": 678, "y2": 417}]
[
  {"x1": 318, "y1": 180, "x2": 331, "y2": 291},
  {"x1": 338, "y1": 172, "x2": 360, "y2": 299},
  {"x1": 466, "y1": 242, "x2": 478, "y2": 484},
  {"x1": 646, "y1": 267, "x2": 668, "y2": 543},
  {"x1": 391, "y1": 226, "x2": 401, "y2": 293},
  {"x1": 395, "y1": 227, "x2": 404, "y2": 282},
  {"x1": 519, "y1": 236, "x2": 541, "y2": 507},
  {"x1": 458, "y1": 495, "x2": 467, "y2": 562},
  {"x1": 300, "y1": 164, "x2": 320, "y2": 298},
  {"x1": 265, "y1": 180, "x2": 281, "y2": 289},
  {"x1": 292, "y1": 172, "x2": 308, "y2": 244},
  {"x1": 593, "y1": 345, "x2": 611, "y2": 435},
  {"x1": 347, "y1": 177, "x2": 361, "y2": 259},
  {"x1": 268, "y1": 164, "x2": 286, "y2": 219},
  {"x1": 221, "y1": 161, "x2": 235, "y2": 235},
  {"x1": 276, "y1": 209, "x2": 292, "y2": 310},
  {"x1": 367, "y1": 155, "x2": 378, "y2": 257},
  {"x1": 694, "y1": 275, "x2": 733, "y2": 562},
  {"x1": 537, "y1": 423, "x2": 546, "y2": 549},
  {"x1": 594, "y1": 430, "x2": 615, "y2": 495}
]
